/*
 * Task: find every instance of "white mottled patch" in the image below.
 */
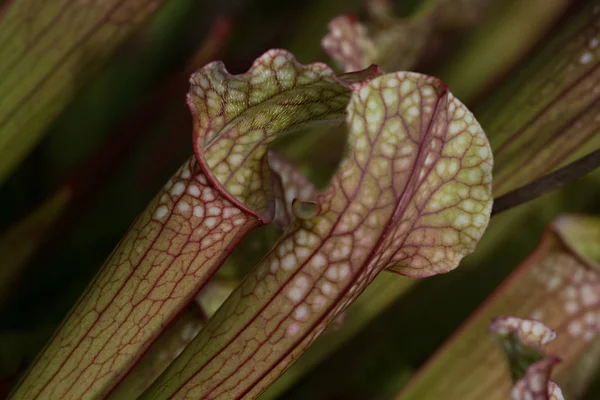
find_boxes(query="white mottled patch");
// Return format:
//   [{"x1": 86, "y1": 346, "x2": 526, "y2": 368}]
[
  {"x1": 580, "y1": 51, "x2": 593, "y2": 65},
  {"x1": 581, "y1": 284, "x2": 599, "y2": 307},
  {"x1": 312, "y1": 253, "x2": 327, "y2": 271},
  {"x1": 282, "y1": 254, "x2": 297, "y2": 271},
  {"x1": 233, "y1": 217, "x2": 246, "y2": 226},
  {"x1": 208, "y1": 206, "x2": 221, "y2": 216},
  {"x1": 530, "y1": 373, "x2": 544, "y2": 392},
  {"x1": 454, "y1": 214, "x2": 471, "y2": 228},
  {"x1": 312, "y1": 295, "x2": 327, "y2": 311},
  {"x1": 202, "y1": 191, "x2": 215, "y2": 202},
  {"x1": 568, "y1": 321, "x2": 582, "y2": 337},
  {"x1": 188, "y1": 185, "x2": 201, "y2": 197},
  {"x1": 193, "y1": 206, "x2": 204, "y2": 218},
  {"x1": 223, "y1": 207, "x2": 240, "y2": 218},
  {"x1": 171, "y1": 182, "x2": 185, "y2": 196},
  {"x1": 201, "y1": 237, "x2": 213, "y2": 248},
  {"x1": 204, "y1": 217, "x2": 218, "y2": 228},
  {"x1": 565, "y1": 301, "x2": 579, "y2": 315},
  {"x1": 321, "y1": 282, "x2": 334, "y2": 296},
  {"x1": 154, "y1": 205, "x2": 169, "y2": 220},
  {"x1": 545, "y1": 276, "x2": 562, "y2": 291},
  {"x1": 338, "y1": 264, "x2": 350, "y2": 280},
  {"x1": 287, "y1": 276, "x2": 310, "y2": 304},
  {"x1": 177, "y1": 201, "x2": 190, "y2": 213},
  {"x1": 294, "y1": 304, "x2": 309, "y2": 321},
  {"x1": 270, "y1": 259, "x2": 280, "y2": 273},
  {"x1": 287, "y1": 322, "x2": 300, "y2": 336}
]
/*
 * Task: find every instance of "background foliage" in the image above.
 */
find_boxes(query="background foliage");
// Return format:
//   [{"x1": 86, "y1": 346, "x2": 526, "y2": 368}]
[{"x1": 0, "y1": 0, "x2": 599, "y2": 398}]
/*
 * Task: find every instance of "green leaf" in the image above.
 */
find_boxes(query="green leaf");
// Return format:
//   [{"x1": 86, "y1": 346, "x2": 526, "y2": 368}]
[
  {"x1": 437, "y1": 0, "x2": 570, "y2": 102},
  {"x1": 0, "y1": 0, "x2": 168, "y2": 183},
  {"x1": 141, "y1": 71, "x2": 493, "y2": 399},
  {"x1": 11, "y1": 49, "x2": 375, "y2": 400},
  {"x1": 395, "y1": 214, "x2": 600, "y2": 400},
  {"x1": 477, "y1": 0, "x2": 600, "y2": 196}
]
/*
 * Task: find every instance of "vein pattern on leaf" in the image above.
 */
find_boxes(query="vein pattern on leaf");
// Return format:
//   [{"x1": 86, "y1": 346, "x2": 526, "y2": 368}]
[
  {"x1": 188, "y1": 49, "x2": 380, "y2": 220},
  {"x1": 142, "y1": 71, "x2": 493, "y2": 399},
  {"x1": 11, "y1": 49, "x2": 373, "y2": 400}
]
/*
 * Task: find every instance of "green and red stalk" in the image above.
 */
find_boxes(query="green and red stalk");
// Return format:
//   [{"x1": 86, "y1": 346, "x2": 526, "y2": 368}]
[
  {"x1": 110, "y1": 154, "x2": 318, "y2": 399},
  {"x1": 12, "y1": 50, "x2": 377, "y2": 399},
  {"x1": 142, "y1": 70, "x2": 493, "y2": 399},
  {"x1": 11, "y1": 156, "x2": 258, "y2": 400}
]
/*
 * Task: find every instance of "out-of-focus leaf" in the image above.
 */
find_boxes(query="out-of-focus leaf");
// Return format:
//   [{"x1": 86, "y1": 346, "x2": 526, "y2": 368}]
[
  {"x1": 322, "y1": 15, "x2": 379, "y2": 74},
  {"x1": 322, "y1": 9, "x2": 432, "y2": 73},
  {"x1": 0, "y1": 188, "x2": 71, "y2": 304},
  {"x1": 477, "y1": 0, "x2": 600, "y2": 196},
  {"x1": 427, "y1": 0, "x2": 495, "y2": 29},
  {"x1": 395, "y1": 214, "x2": 600, "y2": 400},
  {"x1": 142, "y1": 71, "x2": 492, "y2": 399},
  {"x1": 0, "y1": 0, "x2": 169, "y2": 183},
  {"x1": 438, "y1": 0, "x2": 570, "y2": 102},
  {"x1": 322, "y1": 0, "x2": 496, "y2": 73},
  {"x1": 490, "y1": 316, "x2": 565, "y2": 400},
  {"x1": 11, "y1": 50, "x2": 377, "y2": 400}
]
